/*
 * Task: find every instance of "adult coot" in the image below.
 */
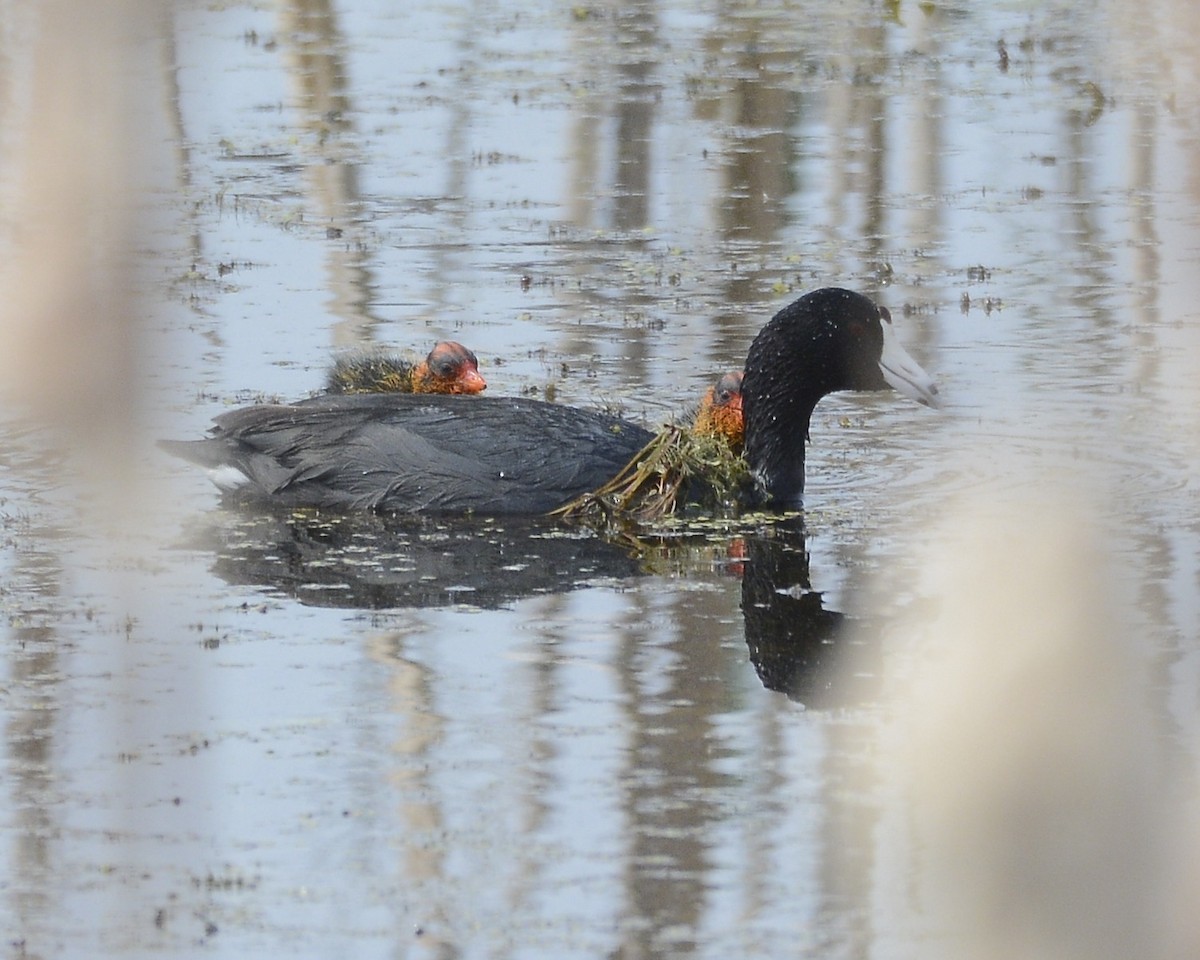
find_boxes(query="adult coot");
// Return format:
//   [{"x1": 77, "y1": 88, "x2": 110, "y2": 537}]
[{"x1": 163, "y1": 288, "x2": 938, "y2": 514}]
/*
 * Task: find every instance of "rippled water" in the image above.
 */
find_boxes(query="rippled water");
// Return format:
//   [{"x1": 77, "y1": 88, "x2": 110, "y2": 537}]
[{"x1": 1, "y1": 1, "x2": 1198, "y2": 957}]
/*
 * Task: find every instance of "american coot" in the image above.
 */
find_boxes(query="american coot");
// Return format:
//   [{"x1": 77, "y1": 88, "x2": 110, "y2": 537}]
[
  {"x1": 325, "y1": 341, "x2": 486, "y2": 395},
  {"x1": 163, "y1": 288, "x2": 938, "y2": 514},
  {"x1": 743, "y1": 287, "x2": 938, "y2": 506}
]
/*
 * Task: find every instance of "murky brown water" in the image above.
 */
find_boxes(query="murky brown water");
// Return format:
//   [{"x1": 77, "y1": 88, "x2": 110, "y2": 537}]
[{"x1": 1, "y1": 1, "x2": 1199, "y2": 957}]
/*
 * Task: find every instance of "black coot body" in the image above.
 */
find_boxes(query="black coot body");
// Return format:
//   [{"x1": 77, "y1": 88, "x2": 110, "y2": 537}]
[
  {"x1": 163, "y1": 288, "x2": 938, "y2": 515},
  {"x1": 162, "y1": 394, "x2": 654, "y2": 515}
]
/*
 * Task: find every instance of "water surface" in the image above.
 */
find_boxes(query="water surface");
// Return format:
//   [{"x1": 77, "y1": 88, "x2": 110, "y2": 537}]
[{"x1": 1, "y1": 1, "x2": 1198, "y2": 957}]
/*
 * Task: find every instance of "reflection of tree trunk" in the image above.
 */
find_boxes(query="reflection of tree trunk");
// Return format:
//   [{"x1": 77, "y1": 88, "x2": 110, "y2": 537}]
[
  {"x1": 614, "y1": 587, "x2": 735, "y2": 957},
  {"x1": 6, "y1": 530, "x2": 65, "y2": 950},
  {"x1": 1055, "y1": 55, "x2": 1191, "y2": 768},
  {"x1": 560, "y1": 3, "x2": 665, "y2": 383},
  {"x1": 704, "y1": 13, "x2": 799, "y2": 339},
  {"x1": 370, "y1": 633, "x2": 456, "y2": 952},
  {"x1": 819, "y1": 718, "x2": 881, "y2": 956},
  {"x1": 422, "y1": 1, "x2": 476, "y2": 342},
  {"x1": 823, "y1": 17, "x2": 890, "y2": 290},
  {"x1": 277, "y1": 0, "x2": 377, "y2": 345},
  {"x1": 721, "y1": 76, "x2": 794, "y2": 244},
  {"x1": 1116, "y1": 49, "x2": 1185, "y2": 773},
  {"x1": 613, "y1": 6, "x2": 658, "y2": 232},
  {"x1": 893, "y1": 13, "x2": 942, "y2": 359},
  {"x1": 566, "y1": 3, "x2": 661, "y2": 234},
  {"x1": 157, "y1": 8, "x2": 202, "y2": 268}
]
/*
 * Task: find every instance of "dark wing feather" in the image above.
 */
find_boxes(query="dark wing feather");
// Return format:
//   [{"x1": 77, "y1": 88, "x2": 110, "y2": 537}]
[{"x1": 164, "y1": 395, "x2": 655, "y2": 515}]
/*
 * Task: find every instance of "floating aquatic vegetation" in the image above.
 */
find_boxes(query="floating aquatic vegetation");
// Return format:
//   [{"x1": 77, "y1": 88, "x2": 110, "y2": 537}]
[{"x1": 550, "y1": 423, "x2": 751, "y2": 526}]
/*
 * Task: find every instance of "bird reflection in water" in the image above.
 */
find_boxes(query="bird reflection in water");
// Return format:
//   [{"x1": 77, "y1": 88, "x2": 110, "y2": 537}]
[
  {"x1": 191, "y1": 509, "x2": 642, "y2": 611},
  {"x1": 186, "y1": 508, "x2": 871, "y2": 707},
  {"x1": 737, "y1": 518, "x2": 878, "y2": 707}
]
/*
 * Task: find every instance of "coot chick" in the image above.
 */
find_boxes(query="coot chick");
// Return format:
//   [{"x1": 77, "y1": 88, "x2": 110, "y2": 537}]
[
  {"x1": 691, "y1": 370, "x2": 744, "y2": 453},
  {"x1": 163, "y1": 288, "x2": 937, "y2": 515},
  {"x1": 325, "y1": 341, "x2": 486, "y2": 395}
]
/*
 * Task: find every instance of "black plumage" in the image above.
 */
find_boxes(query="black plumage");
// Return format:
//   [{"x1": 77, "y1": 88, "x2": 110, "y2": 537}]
[
  {"x1": 164, "y1": 288, "x2": 938, "y2": 516},
  {"x1": 743, "y1": 287, "x2": 938, "y2": 507},
  {"x1": 161, "y1": 394, "x2": 654, "y2": 514}
]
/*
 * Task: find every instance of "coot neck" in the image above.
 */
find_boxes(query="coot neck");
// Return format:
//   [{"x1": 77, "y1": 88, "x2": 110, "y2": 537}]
[
  {"x1": 742, "y1": 297, "x2": 862, "y2": 508},
  {"x1": 742, "y1": 381, "x2": 821, "y2": 508}
]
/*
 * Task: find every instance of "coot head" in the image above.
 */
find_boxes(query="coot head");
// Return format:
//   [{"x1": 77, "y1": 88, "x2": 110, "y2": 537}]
[
  {"x1": 412, "y1": 341, "x2": 486, "y2": 395},
  {"x1": 743, "y1": 288, "x2": 938, "y2": 507}
]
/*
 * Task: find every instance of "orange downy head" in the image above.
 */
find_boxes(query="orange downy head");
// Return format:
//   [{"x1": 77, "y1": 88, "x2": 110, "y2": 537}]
[
  {"x1": 693, "y1": 370, "x2": 744, "y2": 452},
  {"x1": 411, "y1": 341, "x2": 487, "y2": 394}
]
